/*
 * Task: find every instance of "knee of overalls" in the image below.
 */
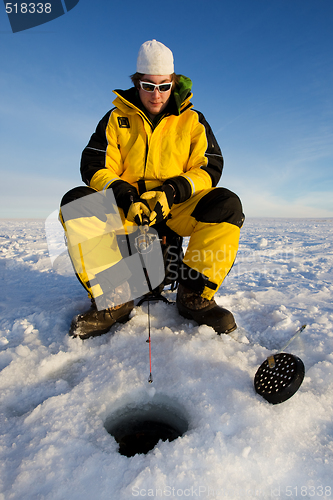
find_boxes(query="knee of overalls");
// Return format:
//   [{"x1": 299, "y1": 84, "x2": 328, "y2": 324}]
[
  {"x1": 174, "y1": 188, "x2": 245, "y2": 300},
  {"x1": 59, "y1": 186, "x2": 126, "y2": 300},
  {"x1": 60, "y1": 186, "x2": 104, "y2": 226},
  {"x1": 190, "y1": 187, "x2": 244, "y2": 227}
]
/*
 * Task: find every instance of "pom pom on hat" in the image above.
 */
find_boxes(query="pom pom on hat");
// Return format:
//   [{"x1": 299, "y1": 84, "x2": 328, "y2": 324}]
[{"x1": 137, "y1": 39, "x2": 174, "y2": 75}]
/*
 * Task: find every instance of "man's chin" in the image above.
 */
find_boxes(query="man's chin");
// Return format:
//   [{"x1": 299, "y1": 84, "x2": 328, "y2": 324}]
[{"x1": 149, "y1": 107, "x2": 162, "y2": 115}]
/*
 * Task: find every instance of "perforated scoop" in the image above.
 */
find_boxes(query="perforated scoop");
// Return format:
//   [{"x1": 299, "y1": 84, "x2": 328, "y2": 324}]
[{"x1": 254, "y1": 352, "x2": 305, "y2": 404}]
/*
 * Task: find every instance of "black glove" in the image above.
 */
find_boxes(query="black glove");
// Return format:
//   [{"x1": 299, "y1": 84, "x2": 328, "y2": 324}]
[
  {"x1": 141, "y1": 183, "x2": 176, "y2": 225},
  {"x1": 109, "y1": 180, "x2": 150, "y2": 225}
]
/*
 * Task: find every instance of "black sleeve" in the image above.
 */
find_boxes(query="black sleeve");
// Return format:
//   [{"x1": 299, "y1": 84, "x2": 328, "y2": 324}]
[
  {"x1": 80, "y1": 110, "x2": 113, "y2": 186},
  {"x1": 194, "y1": 110, "x2": 224, "y2": 187},
  {"x1": 164, "y1": 176, "x2": 191, "y2": 204}
]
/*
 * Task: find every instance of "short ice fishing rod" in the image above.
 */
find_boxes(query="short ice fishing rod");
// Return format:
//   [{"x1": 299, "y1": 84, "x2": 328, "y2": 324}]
[
  {"x1": 254, "y1": 325, "x2": 307, "y2": 404},
  {"x1": 134, "y1": 216, "x2": 155, "y2": 384}
]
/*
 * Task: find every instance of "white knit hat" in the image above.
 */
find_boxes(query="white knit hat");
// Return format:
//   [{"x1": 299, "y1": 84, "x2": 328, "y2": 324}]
[{"x1": 137, "y1": 39, "x2": 174, "y2": 75}]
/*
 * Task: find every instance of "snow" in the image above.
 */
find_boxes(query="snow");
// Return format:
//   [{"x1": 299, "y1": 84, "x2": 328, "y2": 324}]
[{"x1": 1, "y1": 217, "x2": 333, "y2": 499}]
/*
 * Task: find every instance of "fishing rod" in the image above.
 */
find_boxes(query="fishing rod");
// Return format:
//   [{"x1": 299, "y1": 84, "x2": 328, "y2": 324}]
[
  {"x1": 147, "y1": 299, "x2": 153, "y2": 384},
  {"x1": 134, "y1": 218, "x2": 155, "y2": 384}
]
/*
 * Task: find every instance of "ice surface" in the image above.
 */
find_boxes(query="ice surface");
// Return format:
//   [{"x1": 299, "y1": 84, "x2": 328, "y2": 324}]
[{"x1": 0, "y1": 218, "x2": 333, "y2": 499}]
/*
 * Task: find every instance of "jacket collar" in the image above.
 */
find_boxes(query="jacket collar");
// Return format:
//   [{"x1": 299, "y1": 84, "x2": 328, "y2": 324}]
[{"x1": 112, "y1": 75, "x2": 193, "y2": 122}]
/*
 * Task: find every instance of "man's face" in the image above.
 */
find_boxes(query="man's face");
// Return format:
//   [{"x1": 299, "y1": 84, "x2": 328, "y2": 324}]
[{"x1": 138, "y1": 74, "x2": 172, "y2": 116}]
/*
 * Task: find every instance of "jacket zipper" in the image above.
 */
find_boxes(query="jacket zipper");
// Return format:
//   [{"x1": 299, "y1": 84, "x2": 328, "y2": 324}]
[{"x1": 116, "y1": 92, "x2": 191, "y2": 176}]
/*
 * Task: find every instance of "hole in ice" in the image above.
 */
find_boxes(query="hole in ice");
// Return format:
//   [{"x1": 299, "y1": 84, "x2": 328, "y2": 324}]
[{"x1": 104, "y1": 398, "x2": 189, "y2": 457}]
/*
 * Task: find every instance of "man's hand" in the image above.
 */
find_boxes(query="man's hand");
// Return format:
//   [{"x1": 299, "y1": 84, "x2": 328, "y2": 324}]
[
  {"x1": 127, "y1": 197, "x2": 151, "y2": 225},
  {"x1": 141, "y1": 184, "x2": 175, "y2": 225},
  {"x1": 108, "y1": 180, "x2": 150, "y2": 226}
]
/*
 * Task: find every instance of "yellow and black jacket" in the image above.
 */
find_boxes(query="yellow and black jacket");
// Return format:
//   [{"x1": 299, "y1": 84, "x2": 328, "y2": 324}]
[
  {"x1": 61, "y1": 77, "x2": 244, "y2": 302},
  {"x1": 80, "y1": 76, "x2": 224, "y2": 203}
]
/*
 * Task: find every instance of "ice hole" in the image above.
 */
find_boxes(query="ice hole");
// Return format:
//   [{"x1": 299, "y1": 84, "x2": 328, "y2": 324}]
[{"x1": 104, "y1": 397, "x2": 189, "y2": 457}]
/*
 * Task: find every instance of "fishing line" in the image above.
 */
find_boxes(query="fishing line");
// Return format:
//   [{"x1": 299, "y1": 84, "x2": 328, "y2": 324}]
[
  {"x1": 135, "y1": 219, "x2": 155, "y2": 384},
  {"x1": 147, "y1": 299, "x2": 153, "y2": 384}
]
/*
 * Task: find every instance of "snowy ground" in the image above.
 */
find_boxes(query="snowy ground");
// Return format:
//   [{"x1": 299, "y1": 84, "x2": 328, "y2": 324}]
[{"x1": 1, "y1": 217, "x2": 333, "y2": 499}]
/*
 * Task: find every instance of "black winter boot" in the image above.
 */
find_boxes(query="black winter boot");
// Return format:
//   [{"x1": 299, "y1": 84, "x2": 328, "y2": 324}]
[
  {"x1": 70, "y1": 300, "x2": 134, "y2": 339},
  {"x1": 176, "y1": 284, "x2": 237, "y2": 334},
  {"x1": 70, "y1": 282, "x2": 134, "y2": 339}
]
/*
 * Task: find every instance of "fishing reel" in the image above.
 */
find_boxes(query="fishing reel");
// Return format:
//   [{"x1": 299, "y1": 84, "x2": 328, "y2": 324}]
[{"x1": 134, "y1": 222, "x2": 159, "y2": 255}]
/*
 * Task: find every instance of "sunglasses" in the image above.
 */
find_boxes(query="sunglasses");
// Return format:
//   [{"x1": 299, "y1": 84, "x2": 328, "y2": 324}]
[{"x1": 139, "y1": 81, "x2": 172, "y2": 93}]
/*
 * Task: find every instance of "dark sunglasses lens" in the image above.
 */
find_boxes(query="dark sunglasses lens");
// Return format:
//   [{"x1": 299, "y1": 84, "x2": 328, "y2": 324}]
[
  {"x1": 158, "y1": 83, "x2": 172, "y2": 92},
  {"x1": 141, "y1": 82, "x2": 155, "y2": 92}
]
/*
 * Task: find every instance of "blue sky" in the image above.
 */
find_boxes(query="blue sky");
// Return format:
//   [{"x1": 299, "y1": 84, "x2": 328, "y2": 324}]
[{"x1": 0, "y1": 0, "x2": 332, "y2": 218}]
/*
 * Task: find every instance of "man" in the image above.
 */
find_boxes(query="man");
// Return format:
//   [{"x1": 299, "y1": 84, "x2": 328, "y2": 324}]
[{"x1": 60, "y1": 40, "x2": 244, "y2": 339}]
